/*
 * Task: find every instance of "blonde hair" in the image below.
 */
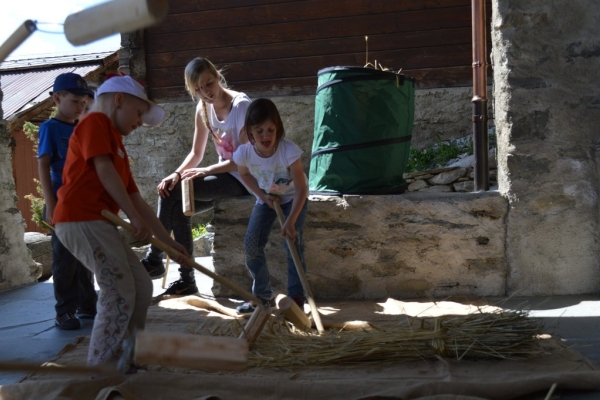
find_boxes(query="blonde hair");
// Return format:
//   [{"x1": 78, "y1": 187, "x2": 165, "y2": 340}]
[
  {"x1": 90, "y1": 92, "x2": 147, "y2": 130},
  {"x1": 90, "y1": 92, "x2": 117, "y2": 115},
  {"x1": 184, "y1": 57, "x2": 228, "y2": 136},
  {"x1": 184, "y1": 57, "x2": 227, "y2": 102}
]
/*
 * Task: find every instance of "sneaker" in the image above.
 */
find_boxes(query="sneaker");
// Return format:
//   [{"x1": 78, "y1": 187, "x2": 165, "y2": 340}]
[
  {"x1": 290, "y1": 295, "x2": 305, "y2": 310},
  {"x1": 141, "y1": 258, "x2": 166, "y2": 280},
  {"x1": 55, "y1": 312, "x2": 81, "y2": 330},
  {"x1": 160, "y1": 279, "x2": 199, "y2": 296},
  {"x1": 236, "y1": 297, "x2": 274, "y2": 313},
  {"x1": 75, "y1": 308, "x2": 97, "y2": 319},
  {"x1": 236, "y1": 301, "x2": 256, "y2": 313}
]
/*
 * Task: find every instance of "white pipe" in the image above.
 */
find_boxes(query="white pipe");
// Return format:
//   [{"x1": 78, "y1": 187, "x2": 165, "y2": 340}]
[
  {"x1": 0, "y1": 20, "x2": 36, "y2": 64},
  {"x1": 64, "y1": 0, "x2": 168, "y2": 46}
]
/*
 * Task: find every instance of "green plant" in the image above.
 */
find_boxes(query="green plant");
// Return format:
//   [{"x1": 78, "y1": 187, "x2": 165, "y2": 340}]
[
  {"x1": 24, "y1": 179, "x2": 49, "y2": 233},
  {"x1": 405, "y1": 132, "x2": 496, "y2": 173},
  {"x1": 23, "y1": 121, "x2": 40, "y2": 153},
  {"x1": 406, "y1": 136, "x2": 469, "y2": 173},
  {"x1": 22, "y1": 119, "x2": 49, "y2": 231},
  {"x1": 192, "y1": 224, "x2": 208, "y2": 239}
]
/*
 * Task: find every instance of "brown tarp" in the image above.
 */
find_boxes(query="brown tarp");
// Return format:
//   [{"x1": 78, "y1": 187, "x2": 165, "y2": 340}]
[{"x1": 1, "y1": 297, "x2": 599, "y2": 400}]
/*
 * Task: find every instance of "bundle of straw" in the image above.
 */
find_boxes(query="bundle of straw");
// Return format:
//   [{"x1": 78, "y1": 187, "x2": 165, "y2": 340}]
[{"x1": 196, "y1": 310, "x2": 545, "y2": 369}]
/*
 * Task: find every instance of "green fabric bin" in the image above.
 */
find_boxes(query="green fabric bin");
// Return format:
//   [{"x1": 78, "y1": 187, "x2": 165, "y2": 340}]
[{"x1": 309, "y1": 66, "x2": 415, "y2": 195}]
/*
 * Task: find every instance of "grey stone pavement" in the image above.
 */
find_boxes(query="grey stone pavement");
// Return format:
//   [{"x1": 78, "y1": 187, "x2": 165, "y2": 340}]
[{"x1": 0, "y1": 256, "x2": 599, "y2": 399}]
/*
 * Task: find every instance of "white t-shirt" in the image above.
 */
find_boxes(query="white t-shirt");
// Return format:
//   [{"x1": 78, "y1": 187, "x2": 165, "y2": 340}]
[
  {"x1": 233, "y1": 139, "x2": 306, "y2": 205},
  {"x1": 202, "y1": 92, "x2": 251, "y2": 181}
]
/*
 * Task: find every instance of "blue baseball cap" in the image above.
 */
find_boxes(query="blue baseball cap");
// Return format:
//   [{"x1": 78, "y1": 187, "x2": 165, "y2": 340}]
[{"x1": 50, "y1": 73, "x2": 94, "y2": 97}]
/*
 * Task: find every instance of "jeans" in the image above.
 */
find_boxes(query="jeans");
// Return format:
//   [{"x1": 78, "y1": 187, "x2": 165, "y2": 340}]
[
  {"x1": 47, "y1": 181, "x2": 97, "y2": 315},
  {"x1": 145, "y1": 172, "x2": 248, "y2": 282},
  {"x1": 244, "y1": 199, "x2": 308, "y2": 300}
]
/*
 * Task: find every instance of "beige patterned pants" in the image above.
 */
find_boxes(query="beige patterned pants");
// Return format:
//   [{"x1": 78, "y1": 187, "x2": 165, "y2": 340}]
[{"x1": 56, "y1": 220, "x2": 153, "y2": 366}]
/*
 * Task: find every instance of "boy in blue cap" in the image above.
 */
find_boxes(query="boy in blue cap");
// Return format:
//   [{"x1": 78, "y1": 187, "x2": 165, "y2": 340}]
[{"x1": 38, "y1": 72, "x2": 98, "y2": 330}]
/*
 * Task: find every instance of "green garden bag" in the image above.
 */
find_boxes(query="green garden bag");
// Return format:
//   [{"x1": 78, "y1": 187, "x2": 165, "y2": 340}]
[{"x1": 309, "y1": 66, "x2": 415, "y2": 195}]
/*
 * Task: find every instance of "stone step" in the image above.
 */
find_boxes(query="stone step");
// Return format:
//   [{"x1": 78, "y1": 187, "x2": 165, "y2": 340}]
[{"x1": 211, "y1": 191, "x2": 508, "y2": 300}]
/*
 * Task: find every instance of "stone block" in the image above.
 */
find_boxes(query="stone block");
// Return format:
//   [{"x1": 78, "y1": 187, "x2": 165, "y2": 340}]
[
  {"x1": 24, "y1": 232, "x2": 52, "y2": 281},
  {"x1": 429, "y1": 168, "x2": 467, "y2": 185},
  {"x1": 194, "y1": 233, "x2": 214, "y2": 257},
  {"x1": 211, "y1": 192, "x2": 508, "y2": 299},
  {"x1": 454, "y1": 181, "x2": 475, "y2": 192},
  {"x1": 408, "y1": 180, "x2": 429, "y2": 191}
]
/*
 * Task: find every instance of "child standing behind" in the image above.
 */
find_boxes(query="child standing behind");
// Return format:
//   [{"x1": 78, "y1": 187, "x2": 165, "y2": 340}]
[
  {"x1": 37, "y1": 72, "x2": 98, "y2": 330},
  {"x1": 53, "y1": 75, "x2": 188, "y2": 368},
  {"x1": 232, "y1": 98, "x2": 309, "y2": 313}
]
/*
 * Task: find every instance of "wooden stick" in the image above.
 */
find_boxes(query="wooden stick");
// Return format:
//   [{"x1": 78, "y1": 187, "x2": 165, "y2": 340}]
[
  {"x1": 162, "y1": 232, "x2": 174, "y2": 289},
  {"x1": 170, "y1": 296, "x2": 242, "y2": 318},
  {"x1": 134, "y1": 331, "x2": 247, "y2": 371},
  {"x1": 272, "y1": 201, "x2": 325, "y2": 334},
  {"x1": 64, "y1": 0, "x2": 168, "y2": 46},
  {"x1": 101, "y1": 209, "x2": 259, "y2": 305},
  {"x1": 0, "y1": 20, "x2": 36, "y2": 64},
  {"x1": 276, "y1": 293, "x2": 311, "y2": 331},
  {"x1": 182, "y1": 178, "x2": 195, "y2": 216},
  {"x1": 0, "y1": 361, "x2": 117, "y2": 376},
  {"x1": 238, "y1": 306, "x2": 271, "y2": 347}
]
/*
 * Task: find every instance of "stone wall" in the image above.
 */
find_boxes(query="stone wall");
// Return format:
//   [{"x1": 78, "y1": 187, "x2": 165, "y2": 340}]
[
  {"x1": 4, "y1": 1, "x2": 598, "y2": 299},
  {"x1": 492, "y1": 0, "x2": 600, "y2": 295},
  {"x1": 211, "y1": 192, "x2": 508, "y2": 299},
  {"x1": 0, "y1": 90, "x2": 41, "y2": 291},
  {"x1": 125, "y1": 87, "x2": 481, "y2": 213}
]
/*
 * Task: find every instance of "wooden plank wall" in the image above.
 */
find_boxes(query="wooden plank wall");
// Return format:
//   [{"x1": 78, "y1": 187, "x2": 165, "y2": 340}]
[
  {"x1": 11, "y1": 128, "x2": 44, "y2": 233},
  {"x1": 145, "y1": 0, "x2": 492, "y2": 102}
]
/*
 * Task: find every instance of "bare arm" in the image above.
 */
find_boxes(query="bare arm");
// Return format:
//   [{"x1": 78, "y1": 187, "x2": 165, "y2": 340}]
[
  {"x1": 94, "y1": 154, "x2": 150, "y2": 242},
  {"x1": 157, "y1": 105, "x2": 210, "y2": 197},
  {"x1": 38, "y1": 155, "x2": 56, "y2": 225},
  {"x1": 130, "y1": 193, "x2": 189, "y2": 262},
  {"x1": 238, "y1": 164, "x2": 270, "y2": 205},
  {"x1": 181, "y1": 159, "x2": 238, "y2": 180},
  {"x1": 280, "y1": 158, "x2": 308, "y2": 240}
]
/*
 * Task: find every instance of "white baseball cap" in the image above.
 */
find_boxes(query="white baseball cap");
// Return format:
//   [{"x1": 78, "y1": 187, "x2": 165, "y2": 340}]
[{"x1": 96, "y1": 75, "x2": 165, "y2": 126}]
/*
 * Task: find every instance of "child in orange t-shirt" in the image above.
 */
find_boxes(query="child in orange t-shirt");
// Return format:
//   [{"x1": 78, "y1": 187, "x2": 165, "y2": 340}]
[{"x1": 54, "y1": 75, "x2": 188, "y2": 371}]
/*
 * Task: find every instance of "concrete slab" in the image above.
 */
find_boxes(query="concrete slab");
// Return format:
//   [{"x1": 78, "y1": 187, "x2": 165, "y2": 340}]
[{"x1": 0, "y1": 258, "x2": 599, "y2": 399}]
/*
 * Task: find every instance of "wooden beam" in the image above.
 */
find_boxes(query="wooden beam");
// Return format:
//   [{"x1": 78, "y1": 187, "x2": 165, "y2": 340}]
[{"x1": 134, "y1": 331, "x2": 248, "y2": 371}]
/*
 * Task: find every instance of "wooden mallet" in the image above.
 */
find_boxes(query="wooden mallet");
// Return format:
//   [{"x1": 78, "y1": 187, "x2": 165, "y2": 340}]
[
  {"x1": 0, "y1": 329, "x2": 249, "y2": 376},
  {"x1": 272, "y1": 200, "x2": 325, "y2": 334},
  {"x1": 132, "y1": 331, "x2": 248, "y2": 371}
]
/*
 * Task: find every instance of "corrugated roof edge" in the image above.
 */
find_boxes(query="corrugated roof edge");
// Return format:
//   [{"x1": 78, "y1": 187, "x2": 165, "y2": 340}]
[{"x1": 0, "y1": 50, "x2": 117, "y2": 72}]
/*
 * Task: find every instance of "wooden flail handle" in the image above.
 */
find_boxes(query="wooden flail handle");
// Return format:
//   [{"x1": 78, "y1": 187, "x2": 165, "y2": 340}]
[
  {"x1": 182, "y1": 178, "x2": 195, "y2": 216},
  {"x1": 272, "y1": 200, "x2": 325, "y2": 334},
  {"x1": 101, "y1": 209, "x2": 259, "y2": 305}
]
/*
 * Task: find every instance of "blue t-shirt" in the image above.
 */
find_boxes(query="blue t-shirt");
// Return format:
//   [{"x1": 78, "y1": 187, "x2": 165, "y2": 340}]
[{"x1": 37, "y1": 118, "x2": 77, "y2": 184}]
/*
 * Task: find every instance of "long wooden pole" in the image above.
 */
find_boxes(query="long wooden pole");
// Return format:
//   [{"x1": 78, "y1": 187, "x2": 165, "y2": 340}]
[
  {"x1": 0, "y1": 20, "x2": 36, "y2": 64},
  {"x1": 0, "y1": 361, "x2": 116, "y2": 376},
  {"x1": 101, "y1": 209, "x2": 259, "y2": 305},
  {"x1": 64, "y1": 0, "x2": 168, "y2": 46},
  {"x1": 272, "y1": 201, "x2": 324, "y2": 334}
]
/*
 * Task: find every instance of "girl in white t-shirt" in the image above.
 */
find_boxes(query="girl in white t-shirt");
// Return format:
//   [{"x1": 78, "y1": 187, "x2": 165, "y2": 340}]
[{"x1": 232, "y1": 98, "x2": 309, "y2": 313}]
